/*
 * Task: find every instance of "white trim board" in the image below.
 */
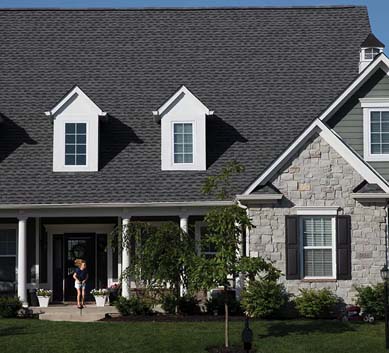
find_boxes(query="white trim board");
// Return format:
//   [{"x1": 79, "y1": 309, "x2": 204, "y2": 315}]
[
  {"x1": 319, "y1": 53, "x2": 389, "y2": 123},
  {"x1": 243, "y1": 119, "x2": 389, "y2": 194}
]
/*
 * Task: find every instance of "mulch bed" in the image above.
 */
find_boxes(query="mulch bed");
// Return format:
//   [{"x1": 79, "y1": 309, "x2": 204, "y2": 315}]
[{"x1": 101, "y1": 314, "x2": 247, "y2": 322}]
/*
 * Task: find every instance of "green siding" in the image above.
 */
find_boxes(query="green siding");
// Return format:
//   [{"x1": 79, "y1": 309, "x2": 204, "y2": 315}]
[{"x1": 329, "y1": 69, "x2": 389, "y2": 180}]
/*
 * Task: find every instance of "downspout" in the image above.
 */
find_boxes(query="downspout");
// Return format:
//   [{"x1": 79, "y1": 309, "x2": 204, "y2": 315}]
[{"x1": 236, "y1": 200, "x2": 249, "y2": 300}]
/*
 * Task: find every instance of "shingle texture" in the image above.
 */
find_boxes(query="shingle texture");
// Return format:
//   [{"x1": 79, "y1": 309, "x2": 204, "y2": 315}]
[{"x1": 0, "y1": 7, "x2": 371, "y2": 204}]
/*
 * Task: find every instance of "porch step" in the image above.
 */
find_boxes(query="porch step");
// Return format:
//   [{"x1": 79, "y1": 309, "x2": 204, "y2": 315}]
[{"x1": 30, "y1": 305, "x2": 120, "y2": 322}]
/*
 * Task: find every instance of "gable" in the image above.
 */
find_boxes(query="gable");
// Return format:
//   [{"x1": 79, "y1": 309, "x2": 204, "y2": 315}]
[
  {"x1": 268, "y1": 133, "x2": 365, "y2": 207},
  {"x1": 329, "y1": 70, "x2": 389, "y2": 179}
]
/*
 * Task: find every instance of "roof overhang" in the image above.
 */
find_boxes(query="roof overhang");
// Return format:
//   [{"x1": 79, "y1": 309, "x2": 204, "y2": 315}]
[
  {"x1": 236, "y1": 193, "x2": 283, "y2": 206},
  {"x1": 152, "y1": 85, "x2": 214, "y2": 122},
  {"x1": 351, "y1": 193, "x2": 389, "y2": 201},
  {"x1": 44, "y1": 85, "x2": 107, "y2": 118}
]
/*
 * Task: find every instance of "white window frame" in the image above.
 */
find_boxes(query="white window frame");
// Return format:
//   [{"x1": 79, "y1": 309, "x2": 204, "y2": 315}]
[
  {"x1": 171, "y1": 121, "x2": 195, "y2": 166},
  {"x1": 64, "y1": 121, "x2": 89, "y2": 167},
  {"x1": 0, "y1": 224, "x2": 18, "y2": 290},
  {"x1": 362, "y1": 99, "x2": 389, "y2": 161},
  {"x1": 298, "y1": 215, "x2": 337, "y2": 280},
  {"x1": 195, "y1": 221, "x2": 217, "y2": 257}
]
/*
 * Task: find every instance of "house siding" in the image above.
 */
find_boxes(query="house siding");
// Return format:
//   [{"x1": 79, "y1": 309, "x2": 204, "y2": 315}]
[
  {"x1": 248, "y1": 134, "x2": 386, "y2": 303},
  {"x1": 330, "y1": 69, "x2": 389, "y2": 179}
]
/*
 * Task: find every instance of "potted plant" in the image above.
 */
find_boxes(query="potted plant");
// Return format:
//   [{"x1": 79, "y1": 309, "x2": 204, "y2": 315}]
[
  {"x1": 91, "y1": 289, "x2": 109, "y2": 307},
  {"x1": 36, "y1": 289, "x2": 53, "y2": 308}
]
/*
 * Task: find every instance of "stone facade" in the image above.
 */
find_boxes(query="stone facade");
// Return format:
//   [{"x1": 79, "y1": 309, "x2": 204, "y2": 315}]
[{"x1": 248, "y1": 134, "x2": 387, "y2": 303}]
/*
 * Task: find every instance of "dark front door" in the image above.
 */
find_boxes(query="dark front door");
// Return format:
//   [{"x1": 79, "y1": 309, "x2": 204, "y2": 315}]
[{"x1": 64, "y1": 234, "x2": 95, "y2": 302}]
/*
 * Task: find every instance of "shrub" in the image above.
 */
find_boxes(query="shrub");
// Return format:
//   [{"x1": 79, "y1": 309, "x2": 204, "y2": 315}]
[
  {"x1": 206, "y1": 291, "x2": 242, "y2": 316},
  {"x1": 177, "y1": 295, "x2": 200, "y2": 315},
  {"x1": 241, "y1": 279, "x2": 287, "y2": 318},
  {"x1": 355, "y1": 283, "x2": 385, "y2": 319},
  {"x1": 0, "y1": 297, "x2": 22, "y2": 318},
  {"x1": 114, "y1": 296, "x2": 152, "y2": 316},
  {"x1": 161, "y1": 293, "x2": 177, "y2": 314},
  {"x1": 294, "y1": 288, "x2": 340, "y2": 319},
  {"x1": 161, "y1": 294, "x2": 200, "y2": 315}
]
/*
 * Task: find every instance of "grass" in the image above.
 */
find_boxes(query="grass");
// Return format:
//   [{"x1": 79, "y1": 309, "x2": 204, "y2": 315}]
[{"x1": 0, "y1": 318, "x2": 387, "y2": 353}]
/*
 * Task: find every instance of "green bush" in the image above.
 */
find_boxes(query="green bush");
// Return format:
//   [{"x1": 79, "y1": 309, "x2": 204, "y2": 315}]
[
  {"x1": 355, "y1": 283, "x2": 385, "y2": 319},
  {"x1": 206, "y1": 291, "x2": 242, "y2": 316},
  {"x1": 294, "y1": 288, "x2": 340, "y2": 319},
  {"x1": 177, "y1": 295, "x2": 200, "y2": 315},
  {"x1": 161, "y1": 294, "x2": 200, "y2": 315},
  {"x1": 114, "y1": 296, "x2": 153, "y2": 316},
  {"x1": 161, "y1": 293, "x2": 177, "y2": 314},
  {"x1": 0, "y1": 297, "x2": 22, "y2": 318},
  {"x1": 241, "y1": 280, "x2": 287, "y2": 318}
]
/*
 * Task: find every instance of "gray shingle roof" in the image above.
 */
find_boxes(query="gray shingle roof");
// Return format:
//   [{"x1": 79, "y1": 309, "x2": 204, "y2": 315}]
[{"x1": 0, "y1": 7, "x2": 371, "y2": 205}]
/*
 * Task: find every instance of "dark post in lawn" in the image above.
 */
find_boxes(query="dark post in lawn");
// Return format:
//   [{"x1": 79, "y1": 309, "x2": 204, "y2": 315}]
[
  {"x1": 242, "y1": 316, "x2": 253, "y2": 353},
  {"x1": 381, "y1": 203, "x2": 389, "y2": 350}
]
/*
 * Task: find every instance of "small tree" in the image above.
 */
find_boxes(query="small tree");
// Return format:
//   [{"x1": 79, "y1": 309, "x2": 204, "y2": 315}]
[
  {"x1": 115, "y1": 221, "x2": 196, "y2": 306},
  {"x1": 184, "y1": 162, "x2": 238, "y2": 347}
]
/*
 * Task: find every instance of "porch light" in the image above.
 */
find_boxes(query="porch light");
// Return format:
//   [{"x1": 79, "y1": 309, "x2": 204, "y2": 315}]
[{"x1": 381, "y1": 264, "x2": 389, "y2": 281}]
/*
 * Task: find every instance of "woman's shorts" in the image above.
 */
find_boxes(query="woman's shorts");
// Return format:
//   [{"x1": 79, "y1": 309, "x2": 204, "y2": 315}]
[{"x1": 75, "y1": 282, "x2": 86, "y2": 289}]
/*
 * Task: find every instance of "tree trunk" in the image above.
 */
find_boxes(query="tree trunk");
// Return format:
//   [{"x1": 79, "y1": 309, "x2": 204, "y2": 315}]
[{"x1": 224, "y1": 285, "x2": 229, "y2": 348}]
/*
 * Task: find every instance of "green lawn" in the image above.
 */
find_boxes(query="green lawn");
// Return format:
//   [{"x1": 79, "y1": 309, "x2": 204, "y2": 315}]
[{"x1": 0, "y1": 318, "x2": 386, "y2": 353}]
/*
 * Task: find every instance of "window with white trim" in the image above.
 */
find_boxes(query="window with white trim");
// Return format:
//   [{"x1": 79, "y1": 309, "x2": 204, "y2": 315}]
[
  {"x1": 362, "y1": 99, "x2": 389, "y2": 161},
  {"x1": 65, "y1": 123, "x2": 87, "y2": 166},
  {"x1": 369, "y1": 111, "x2": 389, "y2": 155},
  {"x1": 173, "y1": 123, "x2": 193, "y2": 164},
  {"x1": 195, "y1": 222, "x2": 217, "y2": 258},
  {"x1": 0, "y1": 228, "x2": 17, "y2": 294},
  {"x1": 301, "y1": 216, "x2": 336, "y2": 278}
]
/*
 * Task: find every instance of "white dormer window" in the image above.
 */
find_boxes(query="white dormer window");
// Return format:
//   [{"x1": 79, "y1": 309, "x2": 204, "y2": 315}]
[
  {"x1": 361, "y1": 98, "x2": 389, "y2": 161},
  {"x1": 45, "y1": 86, "x2": 106, "y2": 172},
  {"x1": 153, "y1": 85, "x2": 213, "y2": 171},
  {"x1": 173, "y1": 122, "x2": 193, "y2": 164},
  {"x1": 65, "y1": 123, "x2": 87, "y2": 166}
]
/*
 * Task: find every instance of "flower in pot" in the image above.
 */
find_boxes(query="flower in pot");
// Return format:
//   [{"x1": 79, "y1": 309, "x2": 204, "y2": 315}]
[
  {"x1": 36, "y1": 289, "x2": 53, "y2": 308},
  {"x1": 91, "y1": 289, "x2": 109, "y2": 307}
]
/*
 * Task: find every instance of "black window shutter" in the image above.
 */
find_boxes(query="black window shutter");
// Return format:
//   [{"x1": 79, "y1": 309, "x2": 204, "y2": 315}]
[
  {"x1": 285, "y1": 215, "x2": 300, "y2": 279},
  {"x1": 336, "y1": 215, "x2": 352, "y2": 280}
]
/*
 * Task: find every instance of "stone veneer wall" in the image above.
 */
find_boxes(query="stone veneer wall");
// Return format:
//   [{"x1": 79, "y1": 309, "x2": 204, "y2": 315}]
[{"x1": 248, "y1": 134, "x2": 387, "y2": 303}]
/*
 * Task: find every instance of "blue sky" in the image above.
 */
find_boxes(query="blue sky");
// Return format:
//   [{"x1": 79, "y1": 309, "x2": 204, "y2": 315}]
[{"x1": 0, "y1": 0, "x2": 387, "y2": 52}]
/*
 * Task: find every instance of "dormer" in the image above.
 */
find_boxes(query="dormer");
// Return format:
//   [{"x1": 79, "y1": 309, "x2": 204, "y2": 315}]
[
  {"x1": 45, "y1": 86, "x2": 106, "y2": 172},
  {"x1": 153, "y1": 86, "x2": 213, "y2": 171},
  {"x1": 359, "y1": 33, "x2": 385, "y2": 73}
]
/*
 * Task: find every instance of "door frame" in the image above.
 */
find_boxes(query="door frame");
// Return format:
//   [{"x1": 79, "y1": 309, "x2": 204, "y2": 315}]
[{"x1": 45, "y1": 224, "x2": 115, "y2": 300}]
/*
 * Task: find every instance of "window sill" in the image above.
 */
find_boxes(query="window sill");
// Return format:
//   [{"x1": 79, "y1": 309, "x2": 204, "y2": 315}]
[{"x1": 301, "y1": 278, "x2": 337, "y2": 283}]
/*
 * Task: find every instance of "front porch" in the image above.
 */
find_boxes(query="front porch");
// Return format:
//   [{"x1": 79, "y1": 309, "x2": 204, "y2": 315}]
[{"x1": 0, "y1": 202, "x2": 232, "y2": 306}]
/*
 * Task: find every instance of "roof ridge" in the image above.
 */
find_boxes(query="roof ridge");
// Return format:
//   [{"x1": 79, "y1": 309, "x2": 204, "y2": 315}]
[{"x1": 0, "y1": 5, "x2": 367, "y2": 12}]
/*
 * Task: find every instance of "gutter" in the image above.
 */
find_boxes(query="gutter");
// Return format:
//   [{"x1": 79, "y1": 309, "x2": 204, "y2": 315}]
[{"x1": 0, "y1": 200, "x2": 234, "y2": 210}]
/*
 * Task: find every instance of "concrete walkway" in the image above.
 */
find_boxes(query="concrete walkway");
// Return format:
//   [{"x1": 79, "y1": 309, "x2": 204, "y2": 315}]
[{"x1": 30, "y1": 304, "x2": 120, "y2": 322}]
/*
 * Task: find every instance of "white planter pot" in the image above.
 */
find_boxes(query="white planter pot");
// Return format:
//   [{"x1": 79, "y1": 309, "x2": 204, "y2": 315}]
[
  {"x1": 94, "y1": 295, "x2": 106, "y2": 307},
  {"x1": 38, "y1": 296, "x2": 50, "y2": 308}
]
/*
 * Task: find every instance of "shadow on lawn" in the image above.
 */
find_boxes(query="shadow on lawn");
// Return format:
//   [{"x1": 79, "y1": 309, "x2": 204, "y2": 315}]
[
  {"x1": 258, "y1": 320, "x2": 356, "y2": 339},
  {"x1": 0, "y1": 325, "x2": 27, "y2": 337}
]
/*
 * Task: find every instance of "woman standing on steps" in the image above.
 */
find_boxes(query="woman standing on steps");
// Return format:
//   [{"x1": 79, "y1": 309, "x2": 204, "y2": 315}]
[{"x1": 73, "y1": 259, "x2": 88, "y2": 309}]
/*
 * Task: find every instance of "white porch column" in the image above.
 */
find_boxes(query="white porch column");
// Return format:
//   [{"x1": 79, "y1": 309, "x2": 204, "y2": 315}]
[
  {"x1": 180, "y1": 214, "x2": 188, "y2": 234},
  {"x1": 121, "y1": 216, "x2": 131, "y2": 299},
  {"x1": 179, "y1": 214, "x2": 189, "y2": 296},
  {"x1": 17, "y1": 217, "x2": 28, "y2": 306}
]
